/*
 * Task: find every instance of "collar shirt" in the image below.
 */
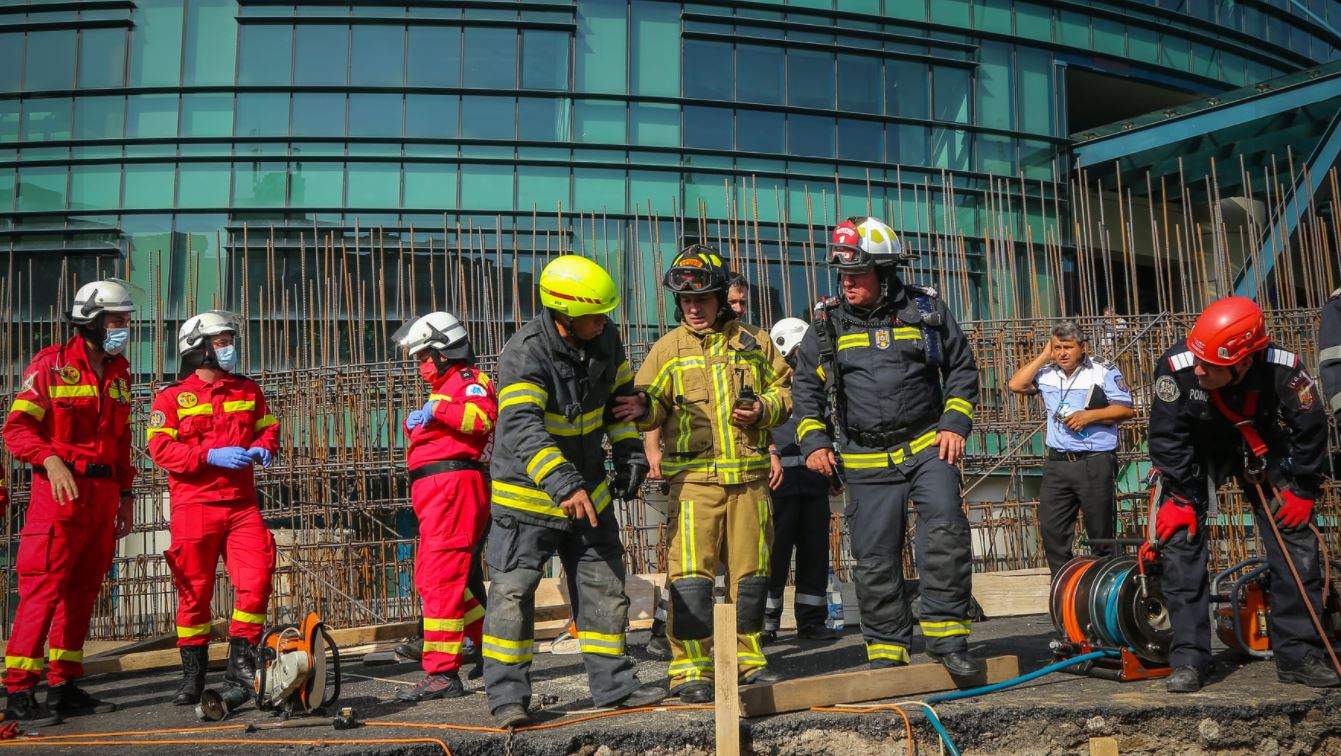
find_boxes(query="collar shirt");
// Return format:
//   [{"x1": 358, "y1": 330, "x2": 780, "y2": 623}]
[{"x1": 1034, "y1": 357, "x2": 1132, "y2": 452}]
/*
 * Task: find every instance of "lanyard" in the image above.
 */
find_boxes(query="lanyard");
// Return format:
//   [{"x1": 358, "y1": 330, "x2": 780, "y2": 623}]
[{"x1": 1208, "y1": 388, "x2": 1268, "y2": 459}]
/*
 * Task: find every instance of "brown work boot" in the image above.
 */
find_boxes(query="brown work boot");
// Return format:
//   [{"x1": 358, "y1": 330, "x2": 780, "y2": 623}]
[{"x1": 395, "y1": 672, "x2": 466, "y2": 702}]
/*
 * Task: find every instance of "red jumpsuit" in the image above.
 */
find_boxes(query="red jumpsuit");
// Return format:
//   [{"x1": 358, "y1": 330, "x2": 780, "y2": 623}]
[
  {"x1": 407, "y1": 364, "x2": 496, "y2": 675},
  {"x1": 3, "y1": 335, "x2": 134, "y2": 692},
  {"x1": 146, "y1": 373, "x2": 280, "y2": 648}
]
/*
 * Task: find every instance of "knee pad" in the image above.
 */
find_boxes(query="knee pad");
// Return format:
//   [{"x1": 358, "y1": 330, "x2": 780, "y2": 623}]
[
  {"x1": 669, "y1": 577, "x2": 714, "y2": 641},
  {"x1": 735, "y1": 575, "x2": 769, "y2": 635}
]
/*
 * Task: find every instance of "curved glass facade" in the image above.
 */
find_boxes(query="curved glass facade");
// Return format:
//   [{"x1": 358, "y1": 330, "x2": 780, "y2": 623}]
[{"x1": 1, "y1": 0, "x2": 1337, "y2": 321}]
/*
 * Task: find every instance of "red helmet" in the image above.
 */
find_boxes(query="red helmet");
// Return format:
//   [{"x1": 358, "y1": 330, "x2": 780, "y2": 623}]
[{"x1": 1186, "y1": 296, "x2": 1268, "y2": 366}]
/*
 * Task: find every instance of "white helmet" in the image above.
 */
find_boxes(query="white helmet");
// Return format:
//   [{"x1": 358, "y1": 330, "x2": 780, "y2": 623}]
[
  {"x1": 394, "y1": 311, "x2": 469, "y2": 358},
  {"x1": 770, "y1": 317, "x2": 809, "y2": 358},
  {"x1": 828, "y1": 216, "x2": 907, "y2": 270},
  {"x1": 178, "y1": 310, "x2": 240, "y2": 353},
  {"x1": 70, "y1": 278, "x2": 136, "y2": 324}
]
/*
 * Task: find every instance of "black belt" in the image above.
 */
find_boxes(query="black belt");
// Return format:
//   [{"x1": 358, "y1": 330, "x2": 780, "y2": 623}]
[
  {"x1": 38, "y1": 461, "x2": 114, "y2": 478},
  {"x1": 1045, "y1": 449, "x2": 1109, "y2": 462},
  {"x1": 409, "y1": 459, "x2": 483, "y2": 483},
  {"x1": 848, "y1": 425, "x2": 932, "y2": 450}
]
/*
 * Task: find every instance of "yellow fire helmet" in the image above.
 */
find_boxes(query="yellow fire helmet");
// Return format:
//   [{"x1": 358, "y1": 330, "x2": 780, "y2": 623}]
[{"x1": 538, "y1": 255, "x2": 620, "y2": 317}]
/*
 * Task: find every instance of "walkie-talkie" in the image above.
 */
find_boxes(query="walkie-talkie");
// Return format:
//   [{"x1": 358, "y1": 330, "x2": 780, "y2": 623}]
[{"x1": 734, "y1": 385, "x2": 758, "y2": 411}]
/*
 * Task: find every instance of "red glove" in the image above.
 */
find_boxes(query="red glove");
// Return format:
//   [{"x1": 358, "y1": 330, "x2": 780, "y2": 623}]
[
  {"x1": 1275, "y1": 490, "x2": 1314, "y2": 529},
  {"x1": 1155, "y1": 497, "x2": 1198, "y2": 543}
]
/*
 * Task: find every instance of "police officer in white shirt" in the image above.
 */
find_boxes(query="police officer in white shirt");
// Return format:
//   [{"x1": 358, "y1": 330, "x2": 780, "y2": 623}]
[{"x1": 1008, "y1": 321, "x2": 1135, "y2": 575}]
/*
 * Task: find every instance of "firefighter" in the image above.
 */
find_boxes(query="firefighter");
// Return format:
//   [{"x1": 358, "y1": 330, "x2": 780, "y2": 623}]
[
  {"x1": 1149, "y1": 296, "x2": 1339, "y2": 692},
  {"x1": 3, "y1": 278, "x2": 137, "y2": 725},
  {"x1": 613, "y1": 246, "x2": 792, "y2": 703},
  {"x1": 391, "y1": 311, "x2": 495, "y2": 701},
  {"x1": 1320, "y1": 289, "x2": 1341, "y2": 423},
  {"x1": 145, "y1": 310, "x2": 280, "y2": 706},
  {"x1": 790, "y1": 217, "x2": 983, "y2": 676},
  {"x1": 763, "y1": 318, "x2": 838, "y2": 643},
  {"x1": 483, "y1": 255, "x2": 666, "y2": 728}
]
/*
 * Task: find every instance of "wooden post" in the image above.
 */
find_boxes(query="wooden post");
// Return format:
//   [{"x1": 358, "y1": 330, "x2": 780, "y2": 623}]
[{"x1": 714, "y1": 603, "x2": 741, "y2": 756}]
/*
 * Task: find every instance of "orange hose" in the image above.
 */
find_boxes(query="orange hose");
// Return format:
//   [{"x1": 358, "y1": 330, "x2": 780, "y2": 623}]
[
  {"x1": 811, "y1": 704, "x2": 916, "y2": 756},
  {"x1": 0, "y1": 737, "x2": 451, "y2": 754},
  {"x1": 365, "y1": 703, "x2": 715, "y2": 735}
]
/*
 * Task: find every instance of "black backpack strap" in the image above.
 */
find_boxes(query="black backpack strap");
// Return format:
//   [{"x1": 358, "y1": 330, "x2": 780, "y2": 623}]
[
  {"x1": 811, "y1": 298, "x2": 847, "y2": 432},
  {"x1": 910, "y1": 287, "x2": 942, "y2": 369}
]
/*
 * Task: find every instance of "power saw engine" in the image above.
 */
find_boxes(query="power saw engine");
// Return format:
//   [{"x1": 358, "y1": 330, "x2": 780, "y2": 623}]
[{"x1": 255, "y1": 611, "x2": 341, "y2": 717}]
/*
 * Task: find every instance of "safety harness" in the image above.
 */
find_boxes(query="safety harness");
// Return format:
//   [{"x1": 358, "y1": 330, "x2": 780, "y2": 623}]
[{"x1": 1208, "y1": 388, "x2": 1269, "y2": 478}]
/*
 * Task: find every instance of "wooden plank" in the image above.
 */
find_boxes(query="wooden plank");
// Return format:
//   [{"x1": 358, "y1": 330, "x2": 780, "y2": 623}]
[
  {"x1": 713, "y1": 603, "x2": 741, "y2": 756},
  {"x1": 738, "y1": 655, "x2": 1020, "y2": 718},
  {"x1": 85, "y1": 620, "x2": 229, "y2": 660},
  {"x1": 1089, "y1": 736, "x2": 1119, "y2": 756},
  {"x1": 972, "y1": 568, "x2": 1051, "y2": 618}
]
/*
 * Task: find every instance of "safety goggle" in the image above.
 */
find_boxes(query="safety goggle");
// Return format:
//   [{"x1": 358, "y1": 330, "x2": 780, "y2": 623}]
[
  {"x1": 664, "y1": 267, "x2": 715, "y2": 293},
  {"x1": 827, "y1": 246, "x2": 873, "y2": 269}
]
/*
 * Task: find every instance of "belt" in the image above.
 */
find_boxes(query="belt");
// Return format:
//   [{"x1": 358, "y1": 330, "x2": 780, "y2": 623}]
[
  {"x1": 409, "y1": 459, "x2": 483, "y2": 483},
  {"x1": 39, "y1": 461, "x2": 114, "y2": 478},
  {"x1": 1045, "y1": 449, "x2": 1109, "y2": 462}
]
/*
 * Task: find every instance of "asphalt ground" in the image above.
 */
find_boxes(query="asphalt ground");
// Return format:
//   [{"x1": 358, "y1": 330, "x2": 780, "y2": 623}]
[{"x1": 6, "y1": 614, "x2": 1340, "y2": 754}]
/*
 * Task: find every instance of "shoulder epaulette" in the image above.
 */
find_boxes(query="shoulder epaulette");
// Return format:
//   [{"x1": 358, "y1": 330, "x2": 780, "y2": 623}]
[
  {"x1": 1168, "y1": 351, "x2": 1195, "y2": 371},
  {"x1": 1266, "y1": 347, "x2": 1299, "y2": 368},
  {"x1": 907, "y1": 284, "x2": 940, "y2": 299}
]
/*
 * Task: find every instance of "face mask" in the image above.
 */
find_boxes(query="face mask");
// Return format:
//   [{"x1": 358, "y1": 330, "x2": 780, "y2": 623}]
[
  {"x1": 102, "y1": 328, "x2": 129, "y2": 355},
  {"x1": 418, "y1": 359, "x2": 441, "y2": 384},
  {"x1": 214, "y1": 345, "x2": 238, "y2": 372}
]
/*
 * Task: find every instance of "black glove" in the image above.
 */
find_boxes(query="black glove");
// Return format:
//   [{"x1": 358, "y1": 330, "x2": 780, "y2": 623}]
[{"x1": 612, "y1": 461, "x2": 649, "y2": 500}]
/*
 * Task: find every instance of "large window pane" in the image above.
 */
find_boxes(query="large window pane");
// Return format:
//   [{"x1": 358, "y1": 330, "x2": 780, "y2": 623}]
[
  {"x1": 403, "y1": 162, "x2": 456, "y2": 208},
  {"x1": 931, "y1": 128, "x2": 970, "y2": 171},
  {"x1": 0, "y1": 169, "x2": 12, "y2": 211},
  {"x1": 128, "y1": 0, "x2": 183, "y2": 86},
  {"x1": 289, "y1": 162, "x2": 344, "y2": 207},
  {"x1": 684, "y1": 40, "x2": 731, "y2": 100},
  {"x1": 787, "y1": 50, "x2": 834, "y2": 109},
  {"x1": 25, "y1": 31, "x2": 77, "y2": 90},
  {"x1": 233, "y1": 161, "x2": 288, "y2": 207},
  {"x1": 631, "y1": 1, "x2": 677, "y2": 96},
  {"x1": 1017, "y1": 48, "x2": 1054, "y2": 135},
  {"x1": 683, "y1": 106, "x2": 732, "y2": 150},
  {"x1": 294, "y1": 25, "x2": 347, "y2": 85},
  {"x1": 975, "y1": 134, "x2": 1012, "y2": 175},
  {"x1": 523, "y1": 30, "x2": 569, "y2": 90},
  {"x1": 183, "y1": 0, "x2": 237, "y2": 86},
  {"x1": 17, "y1": 166, "x2": 67, "y2": 211},
  {"x1": 573, "y1": 167, "x2": 625, "y2": 212},
  {"x1": 70, "y1": 164, "x2": 122, "y2": 210},
  {"x1": 180, "y1": 94, "x2": 232, "y2": 138},
  {"x1": 1057, "y1": 11, "x2": 1089, "y2": 48},
  {"x1": 1093, "y1": 19, "x2": 1125, "y2": 57},
  {"x1": 460, "y1": 163, "x2": 514, "y2": 210},
  {"x1": 932, "y1": 66, "x2": 970, "y2": 123},
  {"x1": 349, "y1": 94, "x2": 403, "y2": 138},
  {"x1": 177, "y1": 163, "x2": 232, "y2": 207},
  {"x1": 890, "y1": 123, "x2": 927, "y2": 165},
  {"x1": 464, "y1": 28, "x2": 517, "y2": 89},
  {"x1": 976, "y1": 43, "x2": 1012, "y2": 131},
  {"x1": 78, "y1": 29, "x2": 127, "y2": 89},
  {"x1": 736, "y1": 44, "x2": 783, "y2": 105},
  {"x1": 75, "y1": 97, "x2": 125, "y2": 140},
  {"x1": 630, "y1": 102, "x2": 678, "y2": 147},
  {"x1": 239, "y1": 26, "x2": 293, "y2": 85},
  {"x1": 521, "y1": 98, "x2": 570, "y2": 141},
  {"x1": 407, "y1": 27, "x2": 460, "y2": 87},
  {"x1": 788, "y1": 114, "x2": 834, "y2": 158},
  {"x1": 886, "y1": 60, "x2": 928, "y2": 119},
  {"x1": 123, "y1": 163, "x2": 175, "y2": 209},
  {"x1": 407, "y1": 95, "x2": 459, "y2": 139},
  {"x1": 973, "y1": 0, "x2": 1012, "y2": 33},
  {"x1": 352, "y1": 25, "x2": 404, "y2": 86},
  {"x1": 127, "y1": 94, "x2": 179, "y2": 138},
  {"x1": 838, "y1": 55, "x2": 880, "y2": 113},
  {"x1": 1014, "y1": 2, "x2": 1052, "y2": 42},
  {"x1": 23, "y1": 98, "x2": 73, "y2": 141},
  {"x1": 346, "y1": 163, "x2": 400, "y2": 208},
  {"x1": 573, "y1": 100, "x2": 625, "y2": 143},
  {"x1": 576, "y1": 0, "x2": 626, "y2": 94},
  {"x1": 736, "y1": 109, "x2": 784, "y2": 154},
  {"x1": 236, "y1": 93, "x2": 290, "y2": 137},
  {"x1": 462, "y1": 96, "x2": 515, "y2": 139},
  {"x1": 629, "y1": 170, "x2": 677, "y2": 215},
  {"x1": 517, "y1": 164, "x2": 570, "y2": 211},
  {"x1": 0, "y1": 34, "x2": 21, "y2": 91},
  {"x1": 0, "y1": 100, "x2": 16, "y2": 143},
  {"x1": 292, "y1": 93, "x2": 347, "y2": 137},
  {"x1": 931, "y1": 0, "x2": 970, "y2": 27},
  {"x1": 838, "y1": 119, "x2": 882, "y2": 162}
]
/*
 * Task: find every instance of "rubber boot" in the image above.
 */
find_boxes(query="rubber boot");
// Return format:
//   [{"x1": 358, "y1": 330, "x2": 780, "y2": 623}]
[
  {"x1": 173, "y1": 646, "x2": 209, "y2": 705},
  {"x1": 224, "y1": 637, "x2": 257, "y2": 695},
  {"x1": 46, "y1": 681, "x2": 117, "y2": 715},
  {"x1": 3, "y1": 689, "x2": 62, "y2": 726}
]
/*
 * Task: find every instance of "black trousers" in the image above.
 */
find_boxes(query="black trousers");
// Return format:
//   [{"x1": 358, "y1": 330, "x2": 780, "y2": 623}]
[
  {"x1": 765, "y1": 489, "x2": 831, "y2": 632},
  {"x1": 1038, "y1": 451, "x2": 1117, "y2": 575}
]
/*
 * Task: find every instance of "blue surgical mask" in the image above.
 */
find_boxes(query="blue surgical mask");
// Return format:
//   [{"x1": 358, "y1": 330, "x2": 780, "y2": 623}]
[
  {"x1": 214, "y1": 345, "x2": 238, "y2": 372},
  {"x1": 103, "y1": 327, "x2": 129, "y2": 355}
]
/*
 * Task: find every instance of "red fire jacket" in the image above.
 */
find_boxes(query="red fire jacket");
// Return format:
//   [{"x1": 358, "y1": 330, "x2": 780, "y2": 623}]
[{"x1": 406, "y1": 365, "x2": 497, "y2": 470}]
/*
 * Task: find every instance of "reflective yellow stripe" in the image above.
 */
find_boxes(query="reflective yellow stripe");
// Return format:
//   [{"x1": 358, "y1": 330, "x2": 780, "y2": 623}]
[
  {"x1": 462, "y1": 403, "x2": 493, "y2": 434},
  {"x1": 838, "y1": 430, "x2": 939, "y2": 468},
  {"x1": 606, "y1": 421, "x2": 638, "y2": 444},
  {"x1": 679, "y1": 501, "x2": 696, "y2": 579},
  {"x1": 920, "y1": 619, "x2": 971, "y2": 637},
  {"x1": 10, "y1": 398, "x2": 45, "y2": 420},
  {"x1": 525, "y1": 446, "x2": 567, "y2": 485},
  {"x1": 482, "y1": 635, "x2": 534, "y2": 664},
  {"x1": 232, "y1": 608, "x2": 266, "y2": 625},
  {"x1": 464, "y1": 603, "x2": 485, "y2": 625},
  {"x1": 423, "y1": 640, "x2": 463, "y2": 654},
  {"x1": 498, "y1": 382, "x2": 547, "y2": 411},
  {"x1": 867, "y1": 643, "x2": 909, "y2": 662},
  {"x1": 944, "y1": 397, "x2": 974, "y2": 419},
  {"x1": 836, "y1": 333, "x2": 870, "y2": 351},
  {"x1": 492, "y1": 480, "x2": 612, "y2": 520},
  {"x1": 740, "y1": 632, "x2": 767, "y2": 669},
  {"x1": 48, "y1": 647, "x2": 82, "y2": 663},
  {"x1": 429, "y1": 393, "x2": 451, "y2": 402},
  {"x1": 223, "y1": 400, "x2": 256, "y2": 413},
  {"x1": 756, "y1": 499, "x2": 769, "y2": 570},
  {"x1": 816, "y1": 364, "x2": 826, "y2": 381},
  {"x1": 177, "y1": 622, "x2": 212, "y2": 638},
  {"x1": 177, "y1": 404, "x2": 214, "y2": 417},
  {"x1": 796, "y1": 418, "x2": 826, "y2": 442},
  {"x1": 614, "y1": 360, "x2": 634, "y2": 389},
  {"x1": 425, "y1": 617, "x2": 465, "y2": 632},
  {"x1": 893, "y1": 327, "x2": 922, "y2": 340},
  {"x1": 576, "y1": 630, "x2": 625, "y2": 656},
  {"x1": 543, "y1": 406, "x2": 605, "y2": 437},
  {"x1": 5, "y1": 655, "x2": 43, "y2": 671},
  {"x1": 147, "y1": 426, "x2": 178, "y2": 440},
  {"x1": 49, "y1": 384, "x2": 97, "y2": 398},
  {"x1": 254, "y1": 414, "x2": 278, "y2": 431}
]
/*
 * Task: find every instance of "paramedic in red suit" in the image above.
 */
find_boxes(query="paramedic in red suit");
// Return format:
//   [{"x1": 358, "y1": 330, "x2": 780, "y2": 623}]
[
  {"x1": 146, "y1": 310, "x2": 280, "y2": 706},
  {"x1": 2, "y1": 278, "x2": 137, "y2": 725},
  {"x1": 393, "y1": 311, "x2": 497, "y2": 701}
]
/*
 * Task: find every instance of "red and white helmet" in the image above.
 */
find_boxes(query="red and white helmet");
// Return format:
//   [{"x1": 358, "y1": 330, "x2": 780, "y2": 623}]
[{"x1": 828, "y1": 216, "x2": 906, "y2": 271}]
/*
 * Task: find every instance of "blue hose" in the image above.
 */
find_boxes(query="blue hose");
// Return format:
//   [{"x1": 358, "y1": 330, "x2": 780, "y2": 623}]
[
  {"x1": 912, "y1": 703, "x2": 961, "y2": 756},
  {"x1": 925, "y1": 649, "x2": 1119, "y2": 704}
]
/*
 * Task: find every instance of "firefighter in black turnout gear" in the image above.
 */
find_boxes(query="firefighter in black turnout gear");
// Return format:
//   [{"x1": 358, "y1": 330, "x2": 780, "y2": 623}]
[
  {"x1": 1148, "y1": 296, "x2": 1339, "y2": 693},
  {"x1": 790, "y1": 217, "x2": 983, "y2": 676},
  {"x1": 1320, "y1": 288, "x2": 1341, "y2": 422}
]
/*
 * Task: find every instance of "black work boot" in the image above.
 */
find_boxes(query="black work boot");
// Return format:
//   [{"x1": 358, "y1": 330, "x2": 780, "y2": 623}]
[
  {"x1": 1277, "y1": 657, "x2": 1341, "y2": 688},
  {"x1": 492, "y1": 702, "x2": 530, "y2": 728},
  {"x1": 46, "y1": 681, "x2": 116, "y2": 715},
  {"x1": 395, "y1": 637, "x2": 424, "y2": 662},
  {"x1": 741, "y1": 667, "x2": 783, "y2": 685},
  {"x1": 670, "y1": 680, "x2": 713, "y2": 703},
  {"x1": 4, "y1": 688, "x2": 62, "y2": 726},
  {"x1": 223, "y1": 637, "x2": 257, "y2": 694},
  {"x1": 173, "y1": 645, "x2": 209, "y2": 705},
  {"x1": 928, "y1": 649, "x2": 986, "y2": 677},
  {"x1": 797, "y1": 625, "x2": 841, "y2": 642},
  {"x1": 1166, "y1": 665, "x2": 1203, "y2": 693},
  {"x1": 612, "y1": 682, "x2": 668, "y2": 708},
  {"x1": 395, "y1": 672, "x2": 466, "y2": 702}
]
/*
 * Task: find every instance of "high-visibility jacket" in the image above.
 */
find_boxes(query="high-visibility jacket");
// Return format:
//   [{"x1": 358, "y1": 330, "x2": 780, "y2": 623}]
[
  {"x1": 406, "y1": 363, "x2": 497, "y2": 469},
  {"x1": 635, "y1": 320, "x2": 791, "y2": 485},
  {"x1": 489, "y1": 310, "x2": 644, "y2": 529},
  {"x1": 146, "y1": 373, "x2": 280, "y2": 504},
  {"x1": 4, "y1": 334, "x2": 134, "y2": 492}
]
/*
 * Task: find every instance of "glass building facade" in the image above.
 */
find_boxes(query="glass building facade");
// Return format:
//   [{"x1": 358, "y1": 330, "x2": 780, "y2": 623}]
[{"x1": 1, "y1": 0, "x2": 1338, "y2": 323}]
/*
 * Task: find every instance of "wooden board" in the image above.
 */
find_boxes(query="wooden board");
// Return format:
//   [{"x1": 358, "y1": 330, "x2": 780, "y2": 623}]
[
  {"x1": 972, "y1": 568, "x2": 1052, "y2": 617},
  {"x1": 85, "y1": 620, "x2": 229, "y2": 660},
  {"x1": 738, "y1": 655, "x2": 1020, "y2": 718},
  {"x1": 713, "y1": 603, "x2": 741, "y2": 756}
]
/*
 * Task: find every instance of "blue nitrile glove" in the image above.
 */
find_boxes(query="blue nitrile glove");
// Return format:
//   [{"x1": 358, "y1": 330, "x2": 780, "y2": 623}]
[
  {"x1": 207, "y1": 447, "x2": 253, "y2": 470},
  {"x1": 247, "y1": 447, "x2": 273, "y2": 468},
  {"x1": 406, "y1": 409, "x2": 429, "y2": 430}
]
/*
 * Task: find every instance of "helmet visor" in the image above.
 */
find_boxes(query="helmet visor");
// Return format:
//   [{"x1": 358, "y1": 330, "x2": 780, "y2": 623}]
[
  {"x1": 827, "y1": 246, "x2": 873, "y2": 270},
  {"x1": 664, "y1": 266, "x2": 717, "y2": 294}
]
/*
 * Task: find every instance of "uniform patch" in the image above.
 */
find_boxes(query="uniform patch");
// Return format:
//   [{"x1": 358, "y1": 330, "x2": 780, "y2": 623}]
[
  {"x1": 1189, "y1": 388, "x2": 1208, "y2": 403},
  {"x1": 459, "y1": 368, "x2": 474, "y2": 380},
  {"x1": 113, "y1": 377, "x2": 130, "y2": 403},
  {"x1": 874, "y1": 329, "x2": 891, "y2": 350},
  {"x1": 177, "y1": 392, "x2": 198, "y2": 409},
  {"x1": 149, "y1": 410, "x2": 166, "y2": 427},
  {"x1": 1114, "y1": 374, "x2": 1128, "y2": 393},
  {"x1": 57, "y1": 365, "x2": 80, "y2": 385},
  {"x1": 1288, "y1": 373, "x2": 1317, "y2": 410},
  {"x1": 1155, "y1": 376, "x2": 1181, "y2": 403},
  {"x1": 20, "y1": 372, "x2": 35, "y2": 394},
  {"x1": 465, "y1": 383, "x2": 487, "y2": 397}
]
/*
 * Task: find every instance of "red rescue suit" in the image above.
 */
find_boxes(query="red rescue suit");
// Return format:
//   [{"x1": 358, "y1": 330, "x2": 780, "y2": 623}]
[
  {"x1": 146, "y1": 373, "x2": 280, "y2": 648},
  {"x1": 407, "y1": 364, "x2": 496, "y2": 675},
  {"x1": 3, "y1": 334, "x2": 133, "y2": 692}
]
